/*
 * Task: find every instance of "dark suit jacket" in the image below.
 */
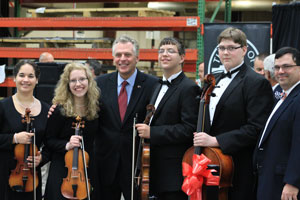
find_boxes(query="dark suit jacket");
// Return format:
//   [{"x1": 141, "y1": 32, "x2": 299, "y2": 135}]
[
  {"x1": 149, "y1": 72, "x2": 200, "y2": 194},
  {"x1": 94, "y1": 70, "x2": 158, "y2": 189},
  {"x1": 255, "y1": 84, "x2": 300, "y2": 200},
  {"x1": 210, "y1": 63, "x2": 274, "y2": 200},
  {"x1": 273, "y1": 83, "x2": 283, "y2": 102}
]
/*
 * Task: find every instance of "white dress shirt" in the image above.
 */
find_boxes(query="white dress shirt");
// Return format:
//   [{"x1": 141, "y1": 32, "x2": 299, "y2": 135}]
[{"x1": 209, "y1": 63, "x2": 243, "y2": 125}]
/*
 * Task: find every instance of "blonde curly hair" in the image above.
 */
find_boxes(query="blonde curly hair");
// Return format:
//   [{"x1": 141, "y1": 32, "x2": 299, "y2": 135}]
[{"x1": 53, "y1": 62, "x2": 100, "y2": 120}]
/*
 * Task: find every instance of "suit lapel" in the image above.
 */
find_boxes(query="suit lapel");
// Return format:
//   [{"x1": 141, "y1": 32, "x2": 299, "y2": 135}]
[
  {"x1": 107, "y1": 72, "x2": 121, "y2": 123},
  {"x1": 212, "y1": 64, "x2": 246, "y2": 125},
  {"x1": 150, "y1": 83, "x2": 161, "y2": 106},
  {"x1": 260, "y1": 84, "x2": 300, "y2": 146}
]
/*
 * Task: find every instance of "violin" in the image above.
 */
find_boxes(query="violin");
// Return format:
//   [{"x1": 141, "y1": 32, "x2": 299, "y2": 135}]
[
  {"x1": 182, "y1": 74, "x2": 234, "y2": 200},
  {"x1": 61, "y1": 116, "x2": 91, "y2": 200},
  {"x1": 9, "y1": 108, "x2": 39, "y2": 193},
  {"x1": 134, "y1": 104, "x2": 155, "y2": 200}
]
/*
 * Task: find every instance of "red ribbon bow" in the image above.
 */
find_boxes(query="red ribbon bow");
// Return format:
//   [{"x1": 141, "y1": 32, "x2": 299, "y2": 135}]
[{"x1": 182, "y1": 154, "x2": 220, "y2": 200}]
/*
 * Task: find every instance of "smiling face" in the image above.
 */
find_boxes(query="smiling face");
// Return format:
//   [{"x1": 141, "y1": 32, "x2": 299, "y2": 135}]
[
  {"x1": 113, "y1": 42, "x2": 138, "y2": 80},
  {"x1": 15, "y1": 63, "x2": 38, "y2": 94},
  {"x1": 158, "y1": 44, "x2": 184, "y2": 75},
  {"x1": 218, "y1": 39, "x2": 247, "y2": 71},
  {"x1": 275, "y1": 53, "x2": 300, "y2": 91},
  {"x1": 68, "y1": 69, "x2": 89, "y2": 100}
]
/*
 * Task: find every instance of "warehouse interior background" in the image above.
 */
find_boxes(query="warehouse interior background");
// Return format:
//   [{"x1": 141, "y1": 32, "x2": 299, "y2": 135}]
[{"x1": 0, "y1": 0, "x2": 299, "y2": 97}]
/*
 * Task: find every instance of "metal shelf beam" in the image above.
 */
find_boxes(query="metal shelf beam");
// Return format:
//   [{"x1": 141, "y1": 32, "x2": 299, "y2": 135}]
[
  {"x1": 0, "y1": 17, "x2": 199, "y2": 31},
  {"x1": 0, "y1": 47, "x2": 197, "y2": 71},
  {"x1": 0, "y1": 77, "x2": 15, "y2": 88}
]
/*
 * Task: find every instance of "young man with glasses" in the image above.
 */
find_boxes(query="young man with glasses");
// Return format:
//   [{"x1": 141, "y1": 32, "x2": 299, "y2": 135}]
[
  {"x1": 136, "y1": 37, "x2": 199, "y2": 199},
  {"x1": 255, "y1": 47, "x2": 300, "y2": 200},
  {"x1": 193, "y1": 27, "x2": 274, "y2": 200}
]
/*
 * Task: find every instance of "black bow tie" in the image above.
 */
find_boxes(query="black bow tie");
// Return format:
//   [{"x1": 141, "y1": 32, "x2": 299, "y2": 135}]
[
  {"x1": 220, "y1": 67, "x2": 241, "y2": 79},
  {"x1": 159, "y1": 79, "x2": 171, "y2": 87}
]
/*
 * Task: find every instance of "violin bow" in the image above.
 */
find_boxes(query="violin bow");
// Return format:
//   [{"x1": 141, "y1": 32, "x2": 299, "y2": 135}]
[
  {"x1": 131, "y1": 114, "x2": 138, "y2": 200},
  {"x1": 80, "y1": 128, "x2": 91, "y2": 200},
  {"x1": 81, "y1": 134, "x2": 91, "y2": 200}
]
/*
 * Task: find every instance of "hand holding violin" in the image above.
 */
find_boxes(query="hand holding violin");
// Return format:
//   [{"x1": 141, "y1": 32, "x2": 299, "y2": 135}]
[
  {"x1": 66, "y1": 135, "x2": 82, "y2": 151},
  {"x1": 193, "y1": 132, "x2": 219, "y2": 147},
  {"x1": 136, "y1": 124, "x2": 150, "y2": 139},
  {"x1": 14, "y1": 131, "x2": 34, "y2": 144},
  {"x1": 26, "y1": 151, "x2": 42, "y2": 168}
]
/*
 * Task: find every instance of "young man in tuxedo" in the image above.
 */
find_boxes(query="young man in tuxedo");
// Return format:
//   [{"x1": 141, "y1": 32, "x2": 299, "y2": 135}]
[
  {"x1": 193, "y1": 27, "x2": 274, "y2": 200},
  {"x1": 136, "y1": 37, "x2": 199, "y2": 200},
  {"x1": 255, "y1": 47, "x2": 300, "y2": 200},
  {"x1": 95, "y1": 35, "x2": 158, "y2": 200}
]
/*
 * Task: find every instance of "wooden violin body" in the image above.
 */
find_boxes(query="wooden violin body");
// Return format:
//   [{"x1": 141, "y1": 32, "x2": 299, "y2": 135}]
[
  {"x1": 61, "y1": 148, "x2": 90, "y2": 199},
  {"x1": 141, "y1": 142, "x2": 150, "y2": 199},
  {"x1": 135, "y1": 104, "x2": 155, "y2": 200},
  {"x1": 61, "y1": 116, "x2": 91, "y2": 200},
  {"x1": 9, "y1": 108, "x2": 39, "y2": 193}
]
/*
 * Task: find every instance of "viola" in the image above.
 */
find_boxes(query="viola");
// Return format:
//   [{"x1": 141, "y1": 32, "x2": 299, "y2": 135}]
[
  {"x1": 134, "y1": 104, "x2": 155, "y2": 200},
  {"x1": 61, "y1": 116, "x2": 91, "y2": 200},
  {"x1": 182, "y1": 74, "x2": 234, "y2": 200},
  {"x1": 9, "y1": 108, "x2": 39, "y2": 193}
]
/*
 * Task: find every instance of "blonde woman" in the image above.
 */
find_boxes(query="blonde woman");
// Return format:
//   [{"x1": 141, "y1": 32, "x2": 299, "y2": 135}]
[{"x1": 44, "y1": 62, "x2": 100, "y2": 200}]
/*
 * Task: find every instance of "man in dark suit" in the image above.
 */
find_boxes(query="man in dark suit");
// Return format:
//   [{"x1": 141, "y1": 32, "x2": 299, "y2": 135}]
[
  {"x1": 193, "y1": 27, "x2": 274, "y2": 200},
  {"x1": 255, "y1": 47, "x2": 300, "y2": 200},
  {"x1": 136, "y1": 37, "x2": 199, "y2": 200},
  {"x1": 95, "y1": 35, "x2": 158, "y2": 200}
]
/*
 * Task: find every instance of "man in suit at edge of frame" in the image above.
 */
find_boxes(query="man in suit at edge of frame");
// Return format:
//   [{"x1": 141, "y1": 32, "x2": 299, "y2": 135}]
[
  {"x1": 255, "y1": 47, "x2": 300, "y2": 200},
  {"x1": 193, "y1": 27, "x2": 274, "y2": 200}
]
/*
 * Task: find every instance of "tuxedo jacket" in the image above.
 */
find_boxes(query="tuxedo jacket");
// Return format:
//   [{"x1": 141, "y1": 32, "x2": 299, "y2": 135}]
[
  {"x1": 210, "y1": 63, "x2": 274, "y2": 200},
  {"x1": 255, "y1": 84, "x2": 300, "y2": 200},
  {"x1": 94, "y1": 70, "x2": 158, "y2": 187},
  {"x1": 149, "y1": 72, "x2": 200, "y2": 194}
]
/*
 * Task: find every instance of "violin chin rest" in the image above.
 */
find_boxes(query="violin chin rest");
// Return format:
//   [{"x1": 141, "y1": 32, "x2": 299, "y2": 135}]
[{"x1": 11, "y1": 185, "x2": 24, "y2": 192}]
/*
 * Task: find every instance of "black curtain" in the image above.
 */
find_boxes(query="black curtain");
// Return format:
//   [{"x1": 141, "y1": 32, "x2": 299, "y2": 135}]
[
  {"x1": 0, "y1": 0, "x2": 10, "y2": 37},
  {"x1": 272, "y1": 2, "x2": 300, "y2": 52}
]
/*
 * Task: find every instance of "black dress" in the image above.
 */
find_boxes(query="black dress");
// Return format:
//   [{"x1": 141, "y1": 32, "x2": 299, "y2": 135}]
[
  {"x1": 0, "y1": 96, "x2": 50, "y2": 200},
  {"x1": 44, "y1": 105, "x2": 98, "y2": 200}
]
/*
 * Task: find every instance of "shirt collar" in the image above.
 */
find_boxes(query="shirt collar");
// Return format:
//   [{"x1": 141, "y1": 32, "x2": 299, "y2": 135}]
[
  {"x1": 163, "y1": 70, "x2": 182, "y2": 83},
  {"x1": 118, "y1": 68, "x2": 137, "y2": 87},
  {"x1": 224, "y1": 61, "x2": 244, "y2": 73},
  {"x1": 283, "y1": 80, "x2": 300, "y2": 97}
]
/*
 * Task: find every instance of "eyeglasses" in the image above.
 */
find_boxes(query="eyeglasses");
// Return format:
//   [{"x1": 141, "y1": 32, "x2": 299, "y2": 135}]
[
  {"x1": 158, "y1": 48, "x2": 179, "y2": 55},
  {"x1": 273, "y1": 64, "x2": 298, "y2": 71},
  {"x1": 69, "y1": 77, "x2": 88, "y2": 84},
  {"x1": 217, "y1": 46, "x2": 242, "y2": 52}
]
